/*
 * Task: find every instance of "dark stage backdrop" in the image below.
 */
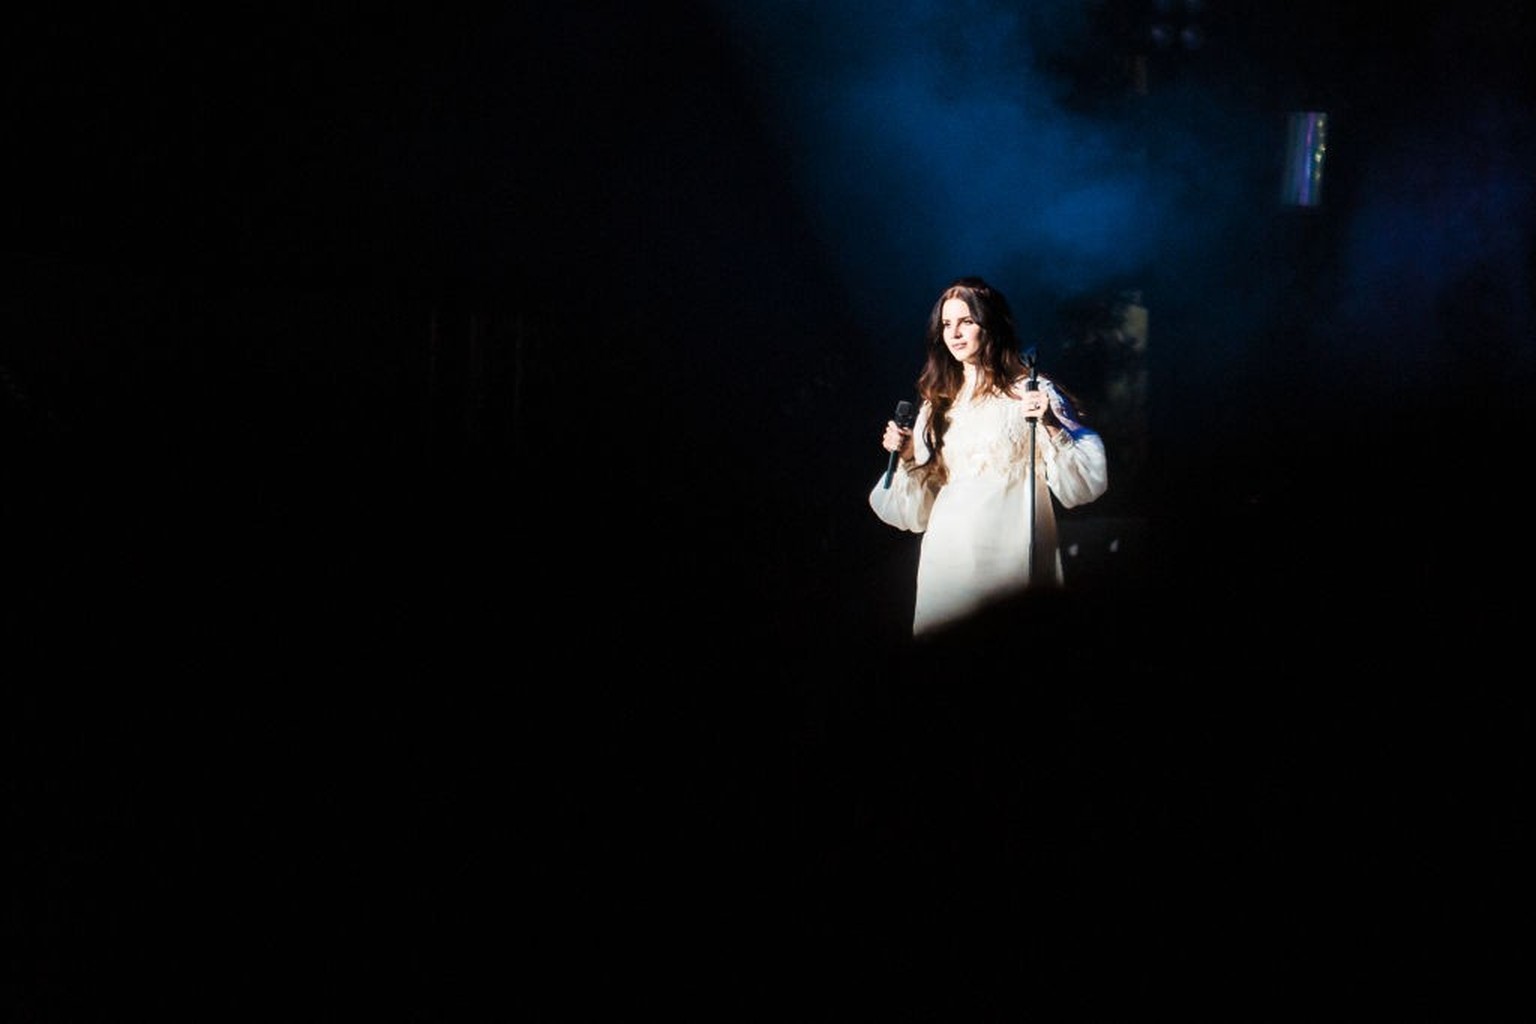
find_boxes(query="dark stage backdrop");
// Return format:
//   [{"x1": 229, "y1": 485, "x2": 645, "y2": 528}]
[{"x1": 5, "y1": 4, "x2": 1532, "y2": 1019}]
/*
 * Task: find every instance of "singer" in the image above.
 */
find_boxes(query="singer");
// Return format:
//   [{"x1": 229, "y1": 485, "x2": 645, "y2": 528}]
[{"x1": 870, "y1": 276, "x2": 1108, "y2": 636}]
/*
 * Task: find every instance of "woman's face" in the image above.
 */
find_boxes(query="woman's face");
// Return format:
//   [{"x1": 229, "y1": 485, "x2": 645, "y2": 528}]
[{"x1": 940, "y1": 297, "x2": 983, "y2": 365}]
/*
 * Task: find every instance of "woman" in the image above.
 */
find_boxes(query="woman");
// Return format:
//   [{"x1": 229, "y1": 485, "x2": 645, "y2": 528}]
[{"x1": 870, "y1": 276, "x2": 1109, "y2": 636}]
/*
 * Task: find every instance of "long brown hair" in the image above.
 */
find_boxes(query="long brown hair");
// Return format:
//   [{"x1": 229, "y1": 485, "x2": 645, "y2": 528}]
[{"x1": 911, "y1": 277, "x2": 1031, "y2": 480}]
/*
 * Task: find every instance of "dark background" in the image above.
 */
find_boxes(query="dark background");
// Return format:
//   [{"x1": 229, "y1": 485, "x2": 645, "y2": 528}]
[{"x1": 6, "y1": 3, "x2": 1532, "y2": 1018}]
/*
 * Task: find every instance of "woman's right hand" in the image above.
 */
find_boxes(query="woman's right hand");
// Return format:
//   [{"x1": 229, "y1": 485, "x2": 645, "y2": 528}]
[{"x1": 883, "y1": 420, "x2": 913, "y2": 459}]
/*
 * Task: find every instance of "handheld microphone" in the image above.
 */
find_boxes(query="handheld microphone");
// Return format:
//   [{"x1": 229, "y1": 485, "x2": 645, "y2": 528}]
[{"x1": 883, "y1": 400, "x2": 916, "y2": 489}]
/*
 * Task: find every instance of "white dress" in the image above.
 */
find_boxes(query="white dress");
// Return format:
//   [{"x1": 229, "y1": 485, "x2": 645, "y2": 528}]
[{"x1": 869, "y1": 366, "x2": 1109, "y2": 636}]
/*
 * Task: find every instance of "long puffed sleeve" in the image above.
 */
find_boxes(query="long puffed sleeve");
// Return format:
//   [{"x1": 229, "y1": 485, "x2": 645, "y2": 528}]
[
  {"x1": 1039, "y1": 381, "x2": 1109, "y2": 508},
  {"x1": 868, "y1": 403, "x2": 935, "y2": 532}
]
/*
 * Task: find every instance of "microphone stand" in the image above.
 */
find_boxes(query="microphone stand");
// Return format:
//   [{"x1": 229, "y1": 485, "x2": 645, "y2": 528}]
[{"x1": 1023, "y1": 348, "x2": 1041, "y2": 583}]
